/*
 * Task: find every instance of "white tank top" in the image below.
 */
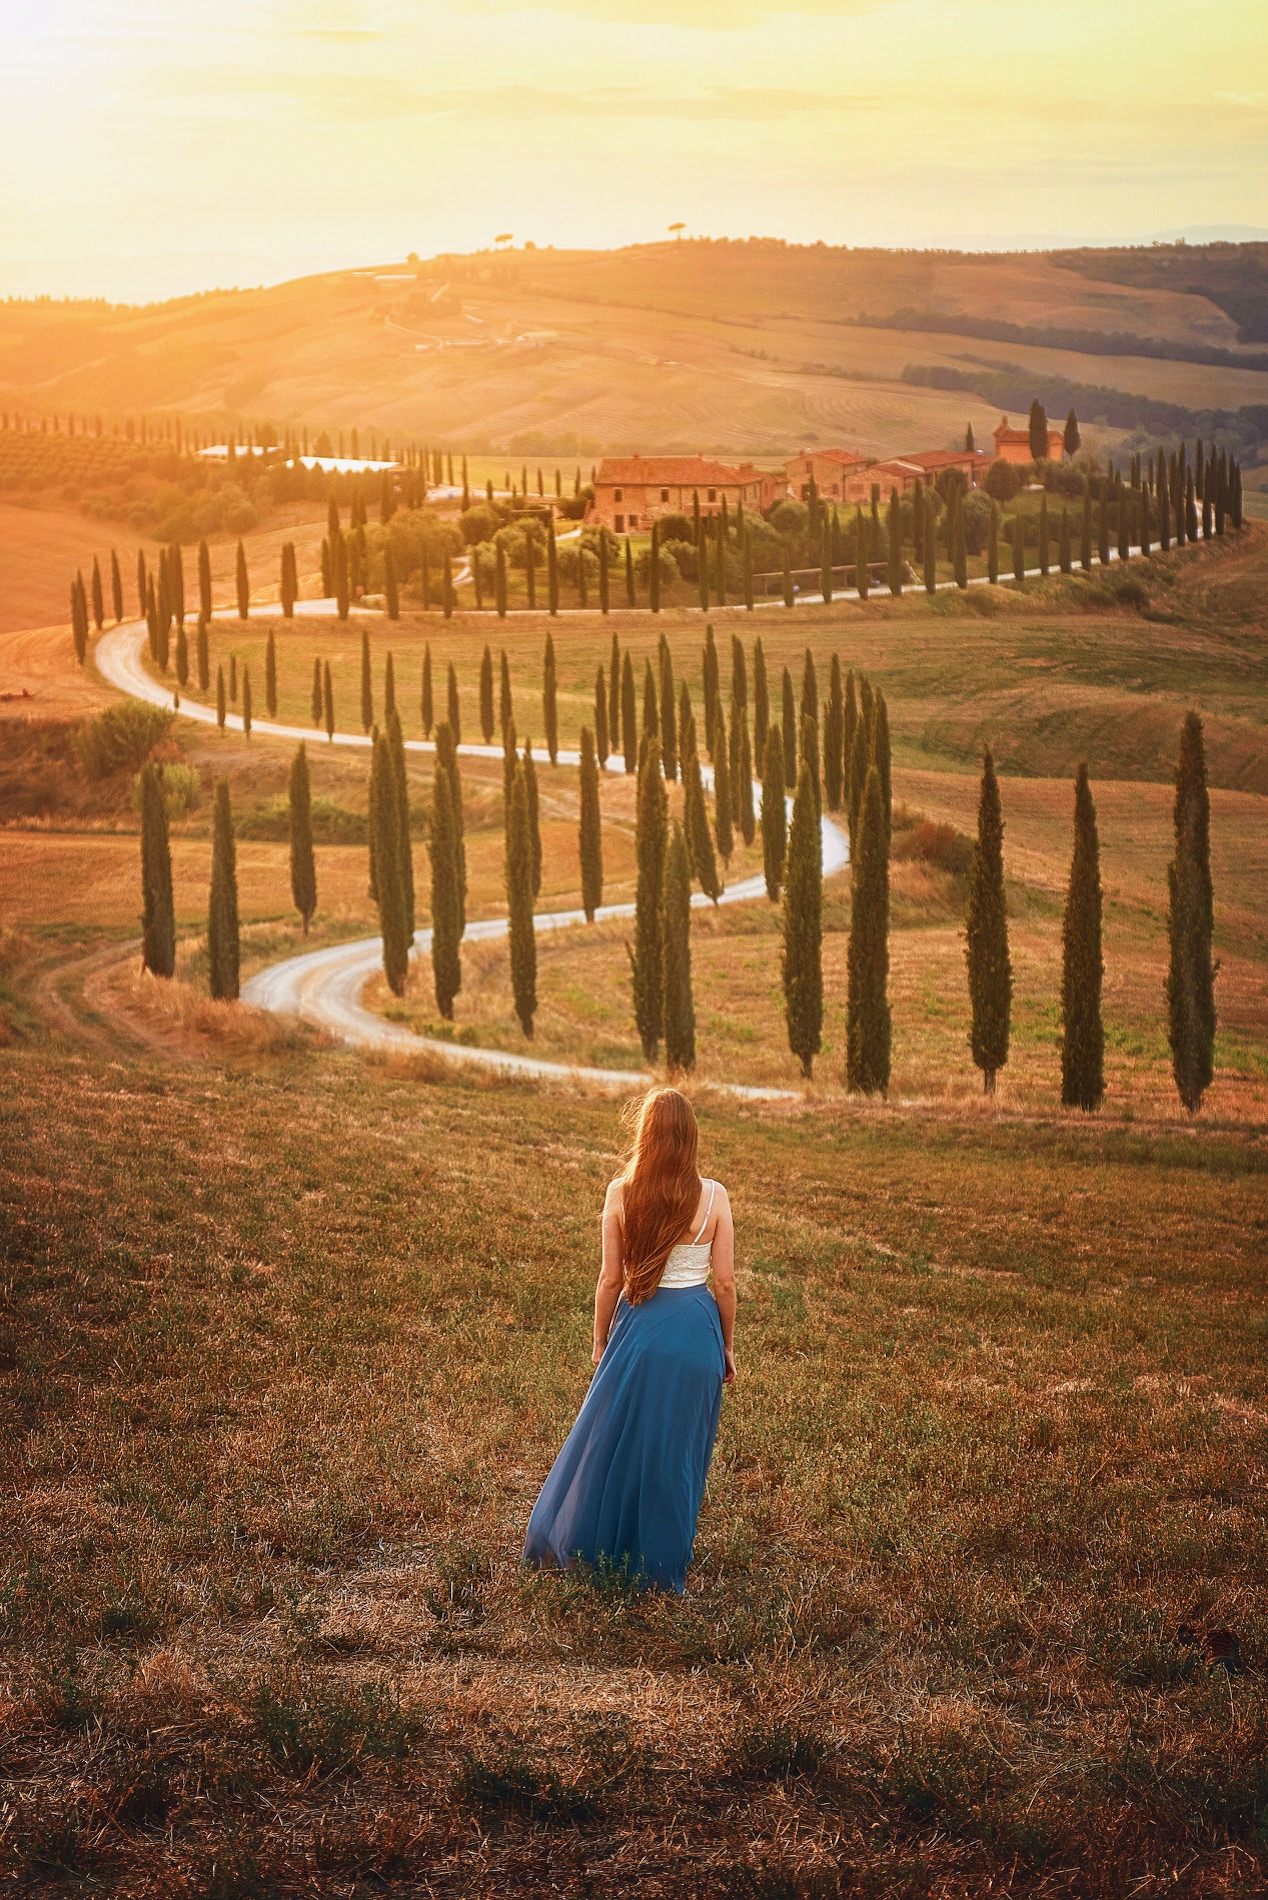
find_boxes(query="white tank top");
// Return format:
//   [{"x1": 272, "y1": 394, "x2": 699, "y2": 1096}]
[{"x1": 657, "y1": 1180, "x2": 717, "y2": 1289}]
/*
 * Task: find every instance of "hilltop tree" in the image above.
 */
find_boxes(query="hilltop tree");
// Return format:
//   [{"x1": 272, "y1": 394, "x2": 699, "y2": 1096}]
[
  {"x1": 480, "y1": 645, "x2": 495, "y2": 744},
  {"x1": 631, "y1": 735, "x2": 668, "y2": 1059},
  {"x1": 761, "y1": 724, "x2": 787, "y2": 901},
  {"x1": 544, "y1": 631, "x2": 559, "y2": 764},
  {"x1": 621, "y1": 650, "x2": 637, "y2": 774},
  {"x1": 506, "y1": 759, "x2": 537, "y2": 1036},
  {"x1": 1166, "y1": 713, "x2": 1216, "y2": 1113},
  {"x1": 265, "y1": 629, "x2": 277, "y2": 718},
  {"x1": 661, "y1": 820, "x2": 695, "y2": 1073},
  {"x1": 964, "y1": 749, "x2": 1011, "y2": 1094},
  {"x1": 782, "y1": 758, "x2": 823, "y2": 1078},
  {"x1": 846, "y1": 764, "x2": 891, "y2": 1096},
  {"x1": 430, "y1": 761, "x2": 462, "y2": 1017},
  {"x1": 1028, "y1": 399, "x2": 1049, "y2": 463},
  {"x1": 138, "y1": 761, "x2": 176, "y2": 979},
  {"x1": 207, "y1": 779, "x2": 240, "y2": 1001},
  {"x1": 1063, "y1": 408, "x2": 1081, "y2": 457},
  {"x1": 360, "y1": 628, "x2": 374, "y2": 732},
  {"x1": 579, "y1": 726, "x2": 603, "y2": 921},
  {"x1": 1060, "y1": 763, "x2": 1105, "y2": 1112},
  {"x1": 288, "y1": 742, "x2": 317, "y2": 935},
  {"x1": 235, "y1": 540, "x2": 249, "y2": 618},
  {"x1": 965, "y1": 422, "x2": 976, "y2": 452}
]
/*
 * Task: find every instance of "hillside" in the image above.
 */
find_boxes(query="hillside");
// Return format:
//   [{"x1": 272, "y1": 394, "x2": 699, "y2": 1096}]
[{"x1": 3, "y1": 240, "x2": 1267, "y2": 464}]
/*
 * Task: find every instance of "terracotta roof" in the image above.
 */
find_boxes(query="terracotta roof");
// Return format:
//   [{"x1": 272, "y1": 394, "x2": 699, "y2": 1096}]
[
  {"x1": 903, "y1": 448, "x2": 992, "y2": 470},
  {"x1": 595, "y1": 455, "x2": 765, "y2": 487},
  {"x1": 790, "y1": 447, "x2": 869, "y2": 467}
]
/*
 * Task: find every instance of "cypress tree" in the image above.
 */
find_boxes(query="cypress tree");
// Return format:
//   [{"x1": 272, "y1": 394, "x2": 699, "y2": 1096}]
[
  {"x1": 494, "y1": 537, "x2": 507, "y2": 617},
  {"x1": 136, "y1": 547, "x2": 147, "y2": 619},
  {"x1": 855, "y1": 508, "x2": 869, "y2": 598},
  {"x1": 288, "y1": 742, "x2": 317, "y2": 934},
  {"x1": 1028, "y1": 399, "x2": 1049, "y2": 464},
  {"x1": 631, "y1": 735, "x2": 667, "y2": 1057},
  {"x1": 595, "y1": 664, "x2": 609, "y2": 766},
  {"x1": 337, "y1": 534, "x2": 352, "y2": 620},
  {"x1": 781, "y1": 542, "x2": 794, "y2": 609},
  {"x1": 388, "y1": 709, "x2": 414, "y2": 936},
  {"x1": 1097, "y1": 485, "x2": 1111, "y2": 567},
  {"x1": 761, "y1": 724, "x2": 787, "y2": 901},
  {"x1": 544, "y1": 632, "x2": 559, "y2": 764},
  {"x1": 522, "y1": 738, "x2": 542, "y2": 899},
  {"x1": 697, "y1": 516, "x2": 710, "y2": 612},
  {"x1": 661, "y1": 820, "x2": 695, "y2": 1073},
  {"x1": 110, "y1": 548, "x2": 123, "y2": 623},
  {"x1": 823, "y1": 657, "x2": 844, "y2": 811},
  {"x1": 913, "y1": 484, "x2": 925, "y2": 564},
  {"x1": 821, "y1": 517, "x2": 833, "y2": 603},
  {"x1": 703, "y1": 624, "x2": 719, "y2": 757},
  {"x1": 753, "y1": 637, "x2": 769, "y2": 766},
  {"x1": 887, "y1": 488, "x2": 904, "y2": 595},
  {"x1": 609, "y1": 631, "x2": 621, "y2": 744},
  {"x1": 371, "y1": 731, "x2": 410, "y2": 996},
  {"x1": 506, "y1": 759, "x2": 537, "y2": 1036},
  {"x1": 1038, "y1": 493, "x2": 1050, "y2": 577},
  {"x1": 384, "y1": 542, "x2": 400, "y2": 619},
  {"x1": 480, "y1": 645, "x2": 495, "y2": 744},
  {"x1": 1080, "y1": 486, "x2": 1094, "y2": 570},
  {"x1": 198, "y1": 539, "x2": 211, "y2": 621},
  {"x1": 265, "y1": 629, "x2": 277, "y2": 718},
  {"x1": 987, "y1": 500, "x2": 1000, "y2": 583},
  {"x1": 442, "y1": 550, "x2": 454, "y2": 618},
  {"x1": 1058, "y1": 506, "x2": 1072, "y2": 574},
  {"x1": 1012, "y1": 516, "x2": 1026, "y2": 588},
  {"x1": 964, "y1": 749, "x2": 1011, "y2": 1094},
  {"x1": 712, "y1": 702, "x2": 734, "y2": 865},
  {"x1": 421, "y1": 645, "x2": 434, "y2": 735},
  {"x1": 138, "y1": 761, "x2": 176, "y2": 978},
  {"x1": 846, "y1": 763, "x2": 891, "y2": 1096},
  {"x1": 241, "y1": 665, "x2": 252, "y2": 739},
  {"x1": 743, "y1": 528, "x2": 755, "y2": 611},
  {"x1": 524, "y1": 529, "x2": 537, "y2": 610},
  {"x1": 499, "y1": 648, "x2": 513, "y2": 737},
  {"x1": 781, "y1": 667, "x2": 796, "y2": 789},
  {"x1": 782, "y1": 758, "x2": 823, "y2": 1078},
  {"x1": 579, "y1": 726, "x2": 603, "y2": 921},
  {"x1": 70, "y1": 576, "x2": 87, "y2": 664},
  {"x1": 430, "y1": 761, "x2": 462, "y2": 1018},
  {"x1": 735, "y1": 707, "x2": 755, "y2": 845},
  {"x1": 323, "y1": 660, "x2": 334, "y2": 741},
  {"x1": 216, "y1": 663, "x2": 227, "y2": 732},
  {"x1": 1064, "y1": 408, "x2": 1081, "y2": 457},
  {"x1": 1060, "y1": 764, "x2": 1105, "y2": 1112},
  {"x1": 621, "y1": 650, "x2": 637, "y2": 774},
  {"x1": 801, "y1": 647, "x2": 818, "y2": 731},
  {"x1": 447, "y1": 661, "x2": 460, "y2": 743},
  {"x1": 1118, "y1": 483, "x2": 1132, "y2": 563},
  {"x1": 311, "y1": 655, "x2": 322, "y2": 726},
  {"x1": 598, "y1": 531, "x2": 610, "y2": 615},
  {"x1": 360, "y1": 628, "x2": 373, "y2": 731},
  {"x1": 626, "y1": 536, "x2": 636, "y2": 608},
  {"x1": 384, "y1": 650, "x2": 396, "y2": 722},
  {"x1": 953, "y1": 494, "x2": 968, "y2": 588},
  {"x1": 649, "y1": 519, "x2": 661, "y2": 614},
  {"x1": 1166, "y1": 713, "x2": 1216, "y2": 1113},
  {"x1": 659, "y1": 636, "x2": 677, "y2": 781},
  {"x1": 1185, "y1": 471, "x2": 1198, "y2": 543},
  {"x1": 207, "y1": 779, "x2": 240, "y2": 1001},
  {"x1": 435, "y1": 720, "x2": 466, "y2": 935},
  {"x1": 923, "y1": 502, "x2": 937, "y2": 593},
  {"x1": 502, "y1": 715, "x2": 518, "y2": 812},
  {"x1": 90, "y1": 556, "x2": 104, "y2": 630},
  {"x1": 872, "y1": 689, "x2": 892, "y2": 840},
  {"x1": 642, "y1": 659, "x2": 659, "y2": 746},
  {"x1": 681, "y1": 696, "x2": 722, "y2": 903},
  {"x1": 235, "y1": 540, "x2": 249, "y2": 618},
  {"x1": 547, "y1": 517, "x2": 559, "y2": 615},
  {"x1": 1140, "y1": 484, "x2": 1152, "y2": 558},
  {"x1": 847, "y1": 698, "x2": 870, "y2": 854}
]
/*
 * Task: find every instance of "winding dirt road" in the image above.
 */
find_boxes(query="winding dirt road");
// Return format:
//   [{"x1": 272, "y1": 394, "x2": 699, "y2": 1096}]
[{"x1": 96, "y1": 609, "x2": 848, "y2": 1095}]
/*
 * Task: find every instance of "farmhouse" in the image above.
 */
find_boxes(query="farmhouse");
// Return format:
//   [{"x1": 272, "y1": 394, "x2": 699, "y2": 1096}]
[
  {"x1": 785, "y1": 448, "x2": 870, "y2": 501},
  {"x1": 839, "y1": 446, "x2": 992, "y2": 503},
  {"x1": 993, "y1": 414, "x2": 1066, "y2": 465},
  {"x1": 590, "y1": 454, "x2": 781, "y2": 533}
]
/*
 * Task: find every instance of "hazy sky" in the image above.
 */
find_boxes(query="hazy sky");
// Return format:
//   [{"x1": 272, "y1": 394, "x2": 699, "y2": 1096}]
[{"x1": 4, "y1": 0, "x2": 1266, "y2": 295}]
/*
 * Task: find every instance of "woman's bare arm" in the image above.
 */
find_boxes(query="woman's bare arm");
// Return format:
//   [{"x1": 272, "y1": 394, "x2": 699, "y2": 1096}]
[
  {"x1": 592, "y1": 1181, "x2": 625, "y2": 1364},
  {"x1": 710, "y1": 1187, "x2": 737, "y2": 1382}
]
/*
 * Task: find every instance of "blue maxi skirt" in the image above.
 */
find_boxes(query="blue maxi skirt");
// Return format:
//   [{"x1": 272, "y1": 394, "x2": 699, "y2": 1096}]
[{"x1": 522, "y1": 1284, "x2": 725, "y2": 1594}]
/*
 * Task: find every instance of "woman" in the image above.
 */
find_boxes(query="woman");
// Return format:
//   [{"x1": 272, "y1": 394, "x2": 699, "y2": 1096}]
[{"x1": 523, "y1": 1087, "x2": 736, "y2": 1595}]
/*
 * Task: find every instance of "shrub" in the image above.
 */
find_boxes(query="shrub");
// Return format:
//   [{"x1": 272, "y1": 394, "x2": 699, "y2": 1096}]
[
  {"x1": 236, "y1": 794, "x2": 367, "y2": 845},
  {"x1": 892, "y1": 818, "x2": 974, "y2": 874},
  {"x1": 662, "y1": 537, "x2": 698, "y2": 580},
  {"x1": 131, "y1": 761, "x2": 201, "y2": 821},
  {"x1": 769, "y1": 497, "x2": 808, "y2": 538},
  {"x1": 459, "y1": 501, "x2": 501, "y2": 545},
  {"x1": 962, "y1": 492, "x2": 994, "y2": 555},
  {"x1": 76, "y1": 702, "x2": 174, "y2": 778},
  {"x1": 983, "y1": 459, "x2": 1022, "y2": 501},
  {"x1": 254, "y1": 1679, "x2": 421, "y2": 1776}
]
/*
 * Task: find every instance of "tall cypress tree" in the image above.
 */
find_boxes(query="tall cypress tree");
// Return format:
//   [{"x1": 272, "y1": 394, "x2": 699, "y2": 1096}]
[
  {"x1": 621, "y1": 650, "x2": 637, "y2": 774},
  {"x1": 781, "y1": 667, "x2": 796, "y2": 789},
  {"x1": 681, "y1": 692, "x2": 722, "y2": 903},
  {"x1": 824, "y1": 655, "x2": 844, "y2": 811},
  {"x1": 987, "y1": 500, "x2": 1000, "y2": 584},
  {"x1": 649, "y1": 519, "x2": 661, "y2": 614},
  {"x1": 923, "y1": 500, "x2": 937, "y2": 594},
  {"x1": 495, "y1": 538, "x2": 508, "y2": 618},
  {"x1": 821, "y1": 516, "x2": 833, "y2": 603},
  {"x1": 547, "y1": 517, "x2": 559, "y2": 616},
  {"x1": 658, "y1": 636, "x2": 677, "y2": 781},
  {"x1": 579, "y1": 726, "x2": 603, "y2": 921},
  {"x1": 507, "y1": 759, "x2": 537, "y2": 1036},
  {"x1": 110, "y1": 548, "x2": 124, "y2": 623},
  {"x1": 761, "y1": 724, "x2": 787, "y2": 901},
  {"x1": 434, "y1": 720, "x2": 466, "y2": 935},
  {"x1": 523, "y1": 738, "x2": 542, "y2": 899},
  {"x1": 207, "y1": 778, "x2": 240, "y2": 1001},
  {"x1": 388, "y1": 709, "x2": 414, "y2": 936},
  {"x1": 1058, "y1": 507, "x2": 1072, "y2": 574},
  {"x1": 855, "y1": 508, "x2": 869, "y2": 598},
  {"x1": 703, "y1": 624, "x2": 719, "y2": 758},
  {"x1": 712, "y1": 702, "x2": 733, "y2": 865},
  {"x1": 447, "y1": 661, "x2": 461, "y2": 743},
  {"x1": 480, "y1": 645, "x2": 495, "y2": 743},
  {"x1": 1166, "y1": 713, "x2": 1216, "y2": 1113},
  {"x1": 265, "y1": 629, "x2": 277, "y2": 718},
  {"x1": 626, "y1": 535, "x2": 636, "y2": 608},
  {"x1": 310, "y1": 656, "x2": 323, "y2": 726},
  {"x1": 543, "y1": 632, "x2": 559, "y2": 764},
  {"x1": 216, "y1": 663, "x2": 227, "y2": 732},
  {"x1": 384, "y1": 650, "x2": 396, "y2": 722},
  {"x1": 323, "y1": 660, "x2": 334, "y2": 741},
  {"x1": 964, "y1": 749, "x2": 1011, "y2": 1093},
  {"x1": 421, "y1": 645, "x2": 433, "y2": 735},
  {"x1": 1028, "y1": 398, "x2": 1049, "y2": 464},
  {"x1": 198, "y1": 539, "x2": 211, "y2": 621},
  {"x1": 1080, "y1": 486, "x2": 1094, "y2": 570},
  {"x1": 90, "y1": 556, "x2": 104, "y2": 630},
  {"x1": 782, "y1": 758, "x2": 822, "y2": 1078},
  {"x1": 235, "y1": 540, "x2": 249, "y2": 619},
  {"x1": 499, "y1": 648, "x2": 513, "y2": 737},
  {"x1": 1060, "y1": 763, "x2": 1105, "y2": 1112},
  {"x1": 598, "y1": 531, "x2": 610, "y2": 615},
  {"x1": 288, "y1": 742, "x2": 317, "y2": 935},
  {"x1": 360, "y1": 628, "x2": 374, "y2": 732},
  {"x1": 661, "y1": 820, "x2": 695, "y2": 1073},
  {"x1": 753, "y1": 636, "x2": 769, "y2": 767},
  {"x1": 430, "y1": 761, "x2": 461, "y2": 1018},
  {"x1": 594, "y1": 665, "x2": 610, "y2": 766},
  {"x1": 887, "y1": 487, "x2": 904, "y2": 595},
  {"x1": 371, "y1": 730, "x2": 410, "y2": 996},
  {"x1": 631, "y1": 735, "x2": 668, "y2": 1058},
  {"x1": 1013, "y1": 516, "x2": 1026, "y2": 588},
  {"x1": 139, "y1": 761, "x2": 176, "y2": 978},
  {"x1": 846, "y1": 764, "x2": 891, "y2": 1096},
  {"x1": 608, "y1": 630, "x2": 621, "y2": 743}
]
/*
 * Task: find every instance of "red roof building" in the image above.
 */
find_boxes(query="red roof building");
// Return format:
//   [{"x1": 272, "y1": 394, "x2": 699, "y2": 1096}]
[
  {"x1": 993, "y1": 415, "x2": 1066, "y2": 465},
  {"x1": 590, "y1": 454, "x2": 781, "y2": 533},
  {"x1": 785, "y1": 448, "x2": 870, "y2": 502}
]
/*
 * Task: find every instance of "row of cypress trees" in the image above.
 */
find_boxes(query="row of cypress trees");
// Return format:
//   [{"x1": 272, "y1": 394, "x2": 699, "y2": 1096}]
[{"x1": 136, "y1": 765, "x2": 240, "y2": 999}]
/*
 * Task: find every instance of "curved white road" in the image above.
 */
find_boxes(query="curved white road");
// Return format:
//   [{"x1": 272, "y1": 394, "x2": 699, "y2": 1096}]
[{"x1": 96, "y1": 608, "x2": 848, "y2": 1096}]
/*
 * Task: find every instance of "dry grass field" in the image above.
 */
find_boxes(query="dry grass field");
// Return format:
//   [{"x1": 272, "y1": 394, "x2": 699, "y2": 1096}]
[{"x1": 0, "y1": 497, "x2": 1264, "y2": 1895}]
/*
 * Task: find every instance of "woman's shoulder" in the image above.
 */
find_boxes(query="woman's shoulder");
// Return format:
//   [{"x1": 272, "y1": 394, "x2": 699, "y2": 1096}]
[{"x1": 603, "y1": 1177, "x2": 625, "y2": 1210}]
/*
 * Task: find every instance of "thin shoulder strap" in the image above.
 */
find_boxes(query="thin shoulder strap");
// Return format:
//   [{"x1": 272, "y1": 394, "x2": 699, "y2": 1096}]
[{"x1": 691, "y1": 1179, "x2": 717, "y2": 1246}]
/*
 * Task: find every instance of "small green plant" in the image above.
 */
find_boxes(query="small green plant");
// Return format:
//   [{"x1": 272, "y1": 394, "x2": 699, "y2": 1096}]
[
  {"x1": 254, "y1": 1678, "x2": 421, "y2": 1776},
  {"x1": 424, "y1": 1545, "x2": 492, "y2": 1627},
  {"x1": 454, "y1": 1741, "x2": 598, "y2": 1822}
]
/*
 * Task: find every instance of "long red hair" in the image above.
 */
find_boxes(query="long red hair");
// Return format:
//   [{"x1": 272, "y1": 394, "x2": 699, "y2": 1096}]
[{"x1": 618, "y1": 1088, "x2": 702, "y2": 1304}]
